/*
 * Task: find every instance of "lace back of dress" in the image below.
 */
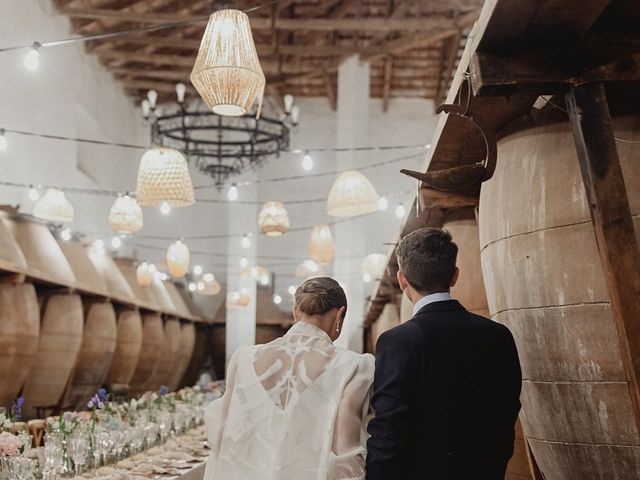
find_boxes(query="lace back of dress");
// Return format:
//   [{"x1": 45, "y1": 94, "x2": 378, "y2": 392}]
[{"x1": 253, "y1": 328, "x2": 335, "y2": 409}]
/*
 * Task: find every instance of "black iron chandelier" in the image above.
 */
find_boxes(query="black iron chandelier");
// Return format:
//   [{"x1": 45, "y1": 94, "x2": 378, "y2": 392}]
[{"x1": 142, "y1": 85, "x2": 299, "y2": 187}]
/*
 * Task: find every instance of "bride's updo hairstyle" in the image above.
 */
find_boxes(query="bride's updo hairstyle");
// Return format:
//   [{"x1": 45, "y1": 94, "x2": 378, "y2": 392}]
[{"x1": 294, "y1": 277, "x2": 347, "y2": 317}]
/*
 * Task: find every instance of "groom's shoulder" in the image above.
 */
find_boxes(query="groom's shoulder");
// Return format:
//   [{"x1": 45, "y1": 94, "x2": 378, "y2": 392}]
[{"x1": 377, "y1": 319, "x2": 424, "y2": 350}]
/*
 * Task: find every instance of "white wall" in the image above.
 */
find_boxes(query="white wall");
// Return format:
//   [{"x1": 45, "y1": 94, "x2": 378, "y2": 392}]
[{"x1": 0, "y1": 1, "x2": 439, "y2": 347}]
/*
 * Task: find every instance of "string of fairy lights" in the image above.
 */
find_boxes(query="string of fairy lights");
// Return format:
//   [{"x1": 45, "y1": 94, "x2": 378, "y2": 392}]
[{"x1": 0, "y1": 3, "x2": 425, "y2": 306}]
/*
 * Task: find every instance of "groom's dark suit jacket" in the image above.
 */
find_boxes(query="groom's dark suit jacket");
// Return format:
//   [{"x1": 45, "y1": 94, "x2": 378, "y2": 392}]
[{"x1": 366, "y1": 300, "x2": 522, "y2": 480}]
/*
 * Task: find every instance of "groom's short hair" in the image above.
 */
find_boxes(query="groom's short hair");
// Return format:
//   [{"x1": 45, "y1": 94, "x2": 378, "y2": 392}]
[{"x1": 396, "y1": 228, "x2": 458, "y2": 293}]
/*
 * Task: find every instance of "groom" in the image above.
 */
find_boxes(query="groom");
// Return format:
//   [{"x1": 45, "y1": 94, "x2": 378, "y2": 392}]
[{"x1": 366, "y1": 228, "x2": 522, "y2": 480}]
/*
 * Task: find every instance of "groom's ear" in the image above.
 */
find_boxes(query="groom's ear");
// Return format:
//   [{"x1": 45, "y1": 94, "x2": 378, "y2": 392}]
[
  {"x1": 450, "y1": 267, "x2": 460, "y2": 288},
  {"x1": 397, "y1": 270, "x2": 408, "y2": 291}
]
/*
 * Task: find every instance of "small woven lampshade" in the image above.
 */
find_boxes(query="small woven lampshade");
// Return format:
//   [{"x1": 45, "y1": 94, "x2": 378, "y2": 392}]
[
  {"x1": 258, "y1": 201, "x2": 290, "y2": 236},
  {"x1": 191, "y1": 9, "x2": 265, "y2": 117},
  {"x1": 308, "y1": 225, "x2": 336, "y2": 265},
  {"x1": 33, "y1": 188, "x2": 74, "y2": 222},
  {"x1": 327, "y1": 170, "x2": 379, "y2": 217},
  {"x1": 136, "y1": 262, "x2": 154, "y2": 288},
  {"x1": 109, "y1": 195, "x2": 143, "y2": 235},
  {"x1": 201, "y1": 273, "x2": 221, "y2": 295},
  {"x1": 136, "y1": 147, "x2": 195, "y2": 207},
  {"x1": 166, "y1": 240, "x2": 190, "y2": 278},
  {"x1": 361, "y1": 253, "x2": 387, "y2": 279},
  {"x1": 227, "y1": 288, "x2": 251, "y2": 308}
]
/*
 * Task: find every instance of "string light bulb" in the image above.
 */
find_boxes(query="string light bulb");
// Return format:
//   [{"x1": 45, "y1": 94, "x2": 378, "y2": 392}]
[
  {"x1": 193, "y1": 264, "x2": 203, "y2": 276},
  {"x1": 378, "y1": 196, "x2": 389, "y2": 211},
  {"x1": 290, "y1": 105, "x2": 300, "y2": 126},
  {"x1": 60, "y1": 228, "x2": 72, "y2": 242},
  {"x1": 160, "y1": 201, "x2": 171, "y2": 215},
  {"x1": 188, "y1": 282, "x2": 197, "y2": 292},
  {"x1": 0, "y1": 129, "x2": 7, "y2": 151},
  {"x1": 228, "y1": 184, "x2": 238, "y2": 201},
  {"x1": 288, "y1": 285, "x2": 296, "y2": 295},
  {"x1": 241, "y1": 234, "x2": 251, "y2": 249},
  {"x1": 395, "y1": 203, "x2": 407, "y2": 218},
  {"x1": 141, "y1": 99, "x2": 151, "y2": 119},
  {"x1": 283, "y1": 94, "x2": 294, "y2": 113},
  {"x1": 23, "y1": 43, "x2": 40, "y2": 71},
  {"x1": 111, "y1": 236, "x2": 122, "y2": 250},
  {"x1": 175, "y1": 83, "x2": 186, "y2": 103},
  {"x1": 273, "y1": 294, "x2": 282, "y2": 305},
  {"x1": 28, "y1": 187, "x2": 39, "y2": 201},
  {"x1": 92, "y1": 238, "x2": 106, "y2": 255},
  {"x1": 239, "y1": 256, "x2": 248, "y2": 269},
  {"x1": 147, "y1": 89, "x2": 158, "y2": 109},
  {"x1": 302, "y1": 153, "x2": 313, "y2": 171}
]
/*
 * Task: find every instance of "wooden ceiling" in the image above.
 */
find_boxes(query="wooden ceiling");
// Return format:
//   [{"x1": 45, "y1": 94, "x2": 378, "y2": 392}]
[{"x1": 54, "y1": 0, "x2": 482, "y2": 110}]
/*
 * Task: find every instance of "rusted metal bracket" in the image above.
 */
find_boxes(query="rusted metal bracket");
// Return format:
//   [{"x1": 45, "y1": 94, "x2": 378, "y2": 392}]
[{"x1": 400, "y1": 76, "x2": 498, "y2": 192}]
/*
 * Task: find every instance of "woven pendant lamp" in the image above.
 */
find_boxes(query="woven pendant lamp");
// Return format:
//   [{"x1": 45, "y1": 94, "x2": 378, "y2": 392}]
[
  {"x1": 33, "y1": 188, "x2": 74, "y2": 222},
  {"x1": 109, "y1": 194, "x2": 143, "y2": 235},
  {"x1": 361, "y1": 253, "x2": 387, "y2": 279},
  {"x1": 167, "y1": 240, "x2": 190, "y2": 278},
  {"x1": 308, "y1": 225, "x2": 336, "y2": 265},
  {"x1": 136, "y1": 147, "x2": 195, "y2": 207},
  {"x1": 136, "y1": 262, "x2": 155, "y2": 288},
  {"x1": 327, "y1": 170, "x2": 379, "y2": 217},
  {"x1": 191, "y1": 9, "x2": 266, "y2": 117},
  {"x1": 258, "y1": 201, "x2": 289, "y2": 236}
]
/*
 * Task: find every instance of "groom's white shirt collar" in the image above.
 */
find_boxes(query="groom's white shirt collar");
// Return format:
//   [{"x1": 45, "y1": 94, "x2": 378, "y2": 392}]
[{"x1": 412, "y1": 291, "x2": 452, "y2": 316}]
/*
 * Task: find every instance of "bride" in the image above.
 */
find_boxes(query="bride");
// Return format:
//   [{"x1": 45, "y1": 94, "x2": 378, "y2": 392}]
[{"x1": 203, "y1": 277, "x2": 374, "y2": 480}]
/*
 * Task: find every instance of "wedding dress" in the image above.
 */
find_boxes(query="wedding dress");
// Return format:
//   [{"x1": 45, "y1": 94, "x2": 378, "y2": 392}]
[{"x1": 203, "y1": 321, "x2": 374, "y2": 480}]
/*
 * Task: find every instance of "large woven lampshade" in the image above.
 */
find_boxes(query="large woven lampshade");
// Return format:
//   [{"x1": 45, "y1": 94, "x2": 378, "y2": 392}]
[
  {"x1": 136, "y1": 147, "x2": 195, "y2": 207},
  {"x1": 327, "y1": 170, "x2": 379, "y2": 217},
  {"x1": 258, "y1": 201, "x2": 289, "y2": 236},
  {"x1": 191, "y1": 9, "x2": 265, "y2": 117},
  {"x1": 308, "y1": 225, "x2": 336, "y2": 265},
  {"x1": 109, "y1": 195, "x2": 143, "y2": 234},
  {"x1": 167, "y1": 240, "x2": 190, "y2": 278},
  {"x1": 33, "y1": 188, "x2": 74, "y2": 222},
  {"x1": 361, "y1": 253, "x2": 387, "y2": 279},
  {"x1": 136, "y1": 262, "x2": 155, "y2": 287}
]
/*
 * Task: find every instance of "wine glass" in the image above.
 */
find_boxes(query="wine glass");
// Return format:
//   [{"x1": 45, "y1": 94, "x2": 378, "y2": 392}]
[{"x1": 69, "y1": 435, "x2": 86, "y2": 475}]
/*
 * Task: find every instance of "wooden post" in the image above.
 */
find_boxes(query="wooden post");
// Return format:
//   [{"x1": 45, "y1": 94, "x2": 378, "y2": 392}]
[{"x1": 565, "y1": 82, "x2": 640, "y2": 434}]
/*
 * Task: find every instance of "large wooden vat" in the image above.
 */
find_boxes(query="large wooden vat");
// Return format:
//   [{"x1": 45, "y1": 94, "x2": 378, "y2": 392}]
[
  {"x1": 129, "y1": 312, "x2": 164, "y2": 397},
  {"x1": 145, "y1": 317, "x2": 181, "y2": 392},
  {"x1": 64, "y1": 302, "x2": 117, "y2": 409},
  {"x1": 0, "y1": 211, "x2": 28, "y2": 274},
  {"x1": 0, "y1": 283, "x2": 40, "y2": 409},
  {"x1": 180, "y1": 324, "x2": 211, "y2": 388},
  {"x1": 105, "y1": 309, "x2": 143, "y2": 386},
  {"x1": 444, "y1": 209, "x2": 490, "y2": 317},
  {"x1": 22, "y1": 294, "x2": 84, "y2": 419},
  {"x1": 479, "y1": 118, "x2": 640, "y2": 479},
  {"x1": 57, "y1": 240, "x2": 109, "y2": 297},
  {"x1": 168, "y1": 322, "x2": 196, "y2": 391},
  {"x1": 371, "y1": 302, "x2": 400, "y2": 351}
]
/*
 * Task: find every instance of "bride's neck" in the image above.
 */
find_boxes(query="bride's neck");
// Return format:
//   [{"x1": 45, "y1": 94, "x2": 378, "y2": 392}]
[{"x1": 297, "y1": 315, "x2": 333, "y2": 336}]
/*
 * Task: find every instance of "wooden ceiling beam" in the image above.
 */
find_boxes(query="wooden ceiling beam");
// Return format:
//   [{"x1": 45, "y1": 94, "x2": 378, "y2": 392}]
[
  {"x1": 60, "y1": 8, "x2": 464, "y2": 32},
  {"x1": 362, "y1": 28, "x2": 459, "y2": 63},
  {"x1": 120, "y1": 78, "x2": 198, "y2": 94}
]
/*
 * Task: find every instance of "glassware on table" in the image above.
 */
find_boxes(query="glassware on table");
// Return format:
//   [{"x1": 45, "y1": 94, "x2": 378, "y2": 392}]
[{"x1": 69, "y1": 434, "x2": 87, "y2": 475}]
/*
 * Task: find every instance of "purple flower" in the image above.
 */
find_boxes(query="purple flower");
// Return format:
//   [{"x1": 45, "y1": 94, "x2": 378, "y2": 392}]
[
  {"x1": 159, "y1": 386, "x2": 169, "y2": 397},
  {"x1": 11, "y1": 396, "x2": 24, "y2": 420},
  {"x1": 87, "y1": 391, "x2": 105, "y2": 410},
  {"x1": 97, "y1": 388, "x2": 107, "y2": 402}
]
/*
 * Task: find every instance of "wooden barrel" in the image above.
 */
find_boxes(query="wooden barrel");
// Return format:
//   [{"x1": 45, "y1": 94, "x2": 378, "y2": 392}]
[
  {"x1": 22, "y1": 294, "x2": 83, "y2": 419},
  {"x1": 444, "y1": 209, "x2": 490, "y2": 317},
  {"x1": 105, "y1": 309, "x2": 143, "y2": 386},
  {"x1": 210, "y1": 324, "x2": 226, "y2": 380},
  {"x1": 168, "y1": 322, "x2": 196, "y2": 390},
  {"x1": 64, "y1": 302, "x2": 117, "y2": 409},
  {"x1": 479, "y1": 118, "x2": 640, "y2": 479},
  {"x1": 129, "y1": 312, "x2": 164, "y2": 397},
  {"x1": 371, "y1": 302, "x2": 400, "y2": 351},
  {"x1": 145, "y1": 317, "x2": 181, "y2": 392},
  {"x1": 180, "y1": 324, "x2": 211, "y2": 388},
  {"x1": 0, "y1": 212, "x2": 28, "y2": 274},
  {"x1": 0, "y1": 283, "x2": 40, "y2": 409}
]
